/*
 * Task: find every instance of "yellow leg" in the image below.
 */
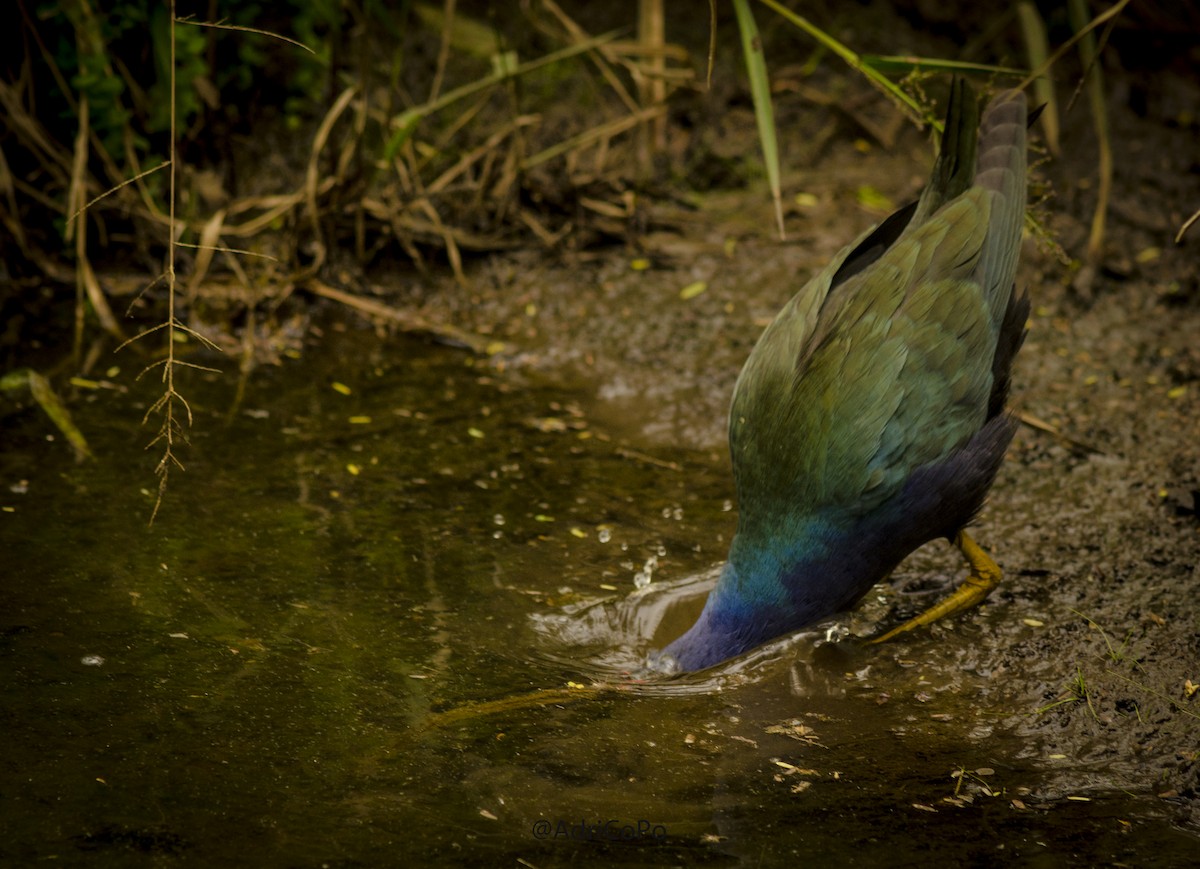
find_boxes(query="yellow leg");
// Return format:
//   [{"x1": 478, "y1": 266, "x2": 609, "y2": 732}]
[{"x1": 869, "y1": 530, "x2": 1001, "y2": 644}]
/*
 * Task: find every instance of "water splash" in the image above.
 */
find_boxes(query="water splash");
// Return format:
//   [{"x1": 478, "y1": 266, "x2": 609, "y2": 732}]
[{"x1": 632, "y1": 554, "x2": 658, "y2": 589}]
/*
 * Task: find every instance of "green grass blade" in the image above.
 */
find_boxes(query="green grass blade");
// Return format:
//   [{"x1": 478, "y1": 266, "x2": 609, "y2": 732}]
[
  {"x1": 732, "y1": 0, "x2": 784, "y2": 239},
  {"x1": 755, "y1": 0, "x2": 923, "y2": 124},
  {"x1": 861, "y1": 55, "x2": 1026, "y2": 77},
  {"x1": 1016, "y1": 1, "x2": 1060, "y2": 155},
  {"x1": 383, "y1": 29, "x2": 622, "y2": 161}
]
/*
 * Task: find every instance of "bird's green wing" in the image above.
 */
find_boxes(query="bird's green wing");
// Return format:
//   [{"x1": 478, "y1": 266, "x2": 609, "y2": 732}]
[{"x1": 730, "y1": 188, "x2": 1000, "y2": 523}]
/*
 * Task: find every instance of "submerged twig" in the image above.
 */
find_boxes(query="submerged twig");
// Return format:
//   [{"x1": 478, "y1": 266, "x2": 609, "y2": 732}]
[{"x1": 421, "y1": 685, "x2": 615, "y2": 730}]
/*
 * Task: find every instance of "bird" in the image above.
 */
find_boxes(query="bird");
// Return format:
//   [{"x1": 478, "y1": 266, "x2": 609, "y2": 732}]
[{"x1": 658, "y1": 80, "x2": 1031, "y2": 672}]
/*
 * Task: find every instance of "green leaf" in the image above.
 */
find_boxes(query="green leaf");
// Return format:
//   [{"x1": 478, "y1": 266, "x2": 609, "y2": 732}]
[{"x1": 732, "y1": 0, "x2": 785, "y2": 239}]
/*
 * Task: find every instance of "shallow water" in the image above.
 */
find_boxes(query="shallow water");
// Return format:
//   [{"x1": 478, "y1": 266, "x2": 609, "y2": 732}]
[{"x1": 2, "y1": 322, "x2": 1196, "y2": 866}]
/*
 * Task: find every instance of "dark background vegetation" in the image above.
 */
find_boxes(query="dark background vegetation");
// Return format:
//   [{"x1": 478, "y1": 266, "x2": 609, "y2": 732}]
[{"x1": 4, "y1": 1, "x2": 1198, "y2": 369}]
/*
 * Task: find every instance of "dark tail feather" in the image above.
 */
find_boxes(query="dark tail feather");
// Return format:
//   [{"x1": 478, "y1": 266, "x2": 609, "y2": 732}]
[
  {"x1": 912, "y1": 78, "x2": 980, "y2": 226},
  {"x1": 988, "y1": 285, "x2": 1030, "y2": 419}
]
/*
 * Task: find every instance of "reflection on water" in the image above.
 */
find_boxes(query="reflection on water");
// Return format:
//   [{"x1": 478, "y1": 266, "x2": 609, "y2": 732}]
[{"x1": 2, "y1": 325, "x2": 1196, "y2": 865}]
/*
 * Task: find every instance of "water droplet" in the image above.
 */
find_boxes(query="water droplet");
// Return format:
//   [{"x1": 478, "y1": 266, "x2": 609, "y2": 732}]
[
  {"x1": 493, "y1": 514, "x2": 506, "y2": 526},
  {"x1": 634, "y1": 554, "x2": 659, "y2": 588}
]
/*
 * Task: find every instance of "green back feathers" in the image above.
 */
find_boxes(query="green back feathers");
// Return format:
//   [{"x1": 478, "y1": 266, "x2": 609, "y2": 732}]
[{"x1": 729, "y1": 81, "x2": 1026, "y2": 534}]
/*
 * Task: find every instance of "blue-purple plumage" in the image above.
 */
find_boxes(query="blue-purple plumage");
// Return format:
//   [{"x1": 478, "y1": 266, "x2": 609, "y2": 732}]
[{"x1": 660, "y1": 82, "x2": 1030, "y2": 672}]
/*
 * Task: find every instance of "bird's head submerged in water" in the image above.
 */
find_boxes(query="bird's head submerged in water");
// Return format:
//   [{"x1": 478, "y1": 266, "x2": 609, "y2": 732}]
[{"x1": 657, "y1": 80, "x2": 1032, "y2": 672}]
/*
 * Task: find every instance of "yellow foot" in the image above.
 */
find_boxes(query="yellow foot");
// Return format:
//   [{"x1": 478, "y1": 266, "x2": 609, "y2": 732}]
[{"x1": 868, "y1": 530, "x2": 1001, "y2": 644}]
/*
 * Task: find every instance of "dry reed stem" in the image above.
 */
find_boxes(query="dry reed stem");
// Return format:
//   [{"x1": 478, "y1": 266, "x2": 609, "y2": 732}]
[
  {"x1": 541, "y1": 0, "x2": 641, "y2": 115},
  {"x1": 304, "y1": 279, "x2": 492, "y2": 353},
  {"x1": 428, "y1": 0, "x2": 456, "y2": 104},
  {"x1": 0, "y1": 144, "x2": 28, "y2": 249},
  {"x1": 305, "y1": 85, "x2": 360, "y2": 273},
  {"x1": 638, "y1": 0, "x2": 667, "y2": 166},
  {"x1": 184, "y1": 209, "x2": 227, "y2": 299},
  {"x1": 1177, "y1": 208, "x2": 1200, "y2": 244},
  {"x1": 521, "y1": 104, "x2": 667, "y2": 171},
  {"x1": 69, "y1": 97, "x2": 123, "y2": 339}
]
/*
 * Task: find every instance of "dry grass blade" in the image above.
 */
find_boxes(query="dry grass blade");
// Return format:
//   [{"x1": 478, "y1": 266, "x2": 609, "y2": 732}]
[
  {"x1": 1067, "y1": 0, "x2": 1111, "y2": 263},
  {"x1": 65, "y1": 95, "x2": 89, "y2": 246},
  {"x1": 69, "y1": 97, "x2": 123, "y2": 340},
  {"x1": 66, "y1": 160, "x2": 171, "y2": 229},
  {"x1": 218, "y1": 192, "x2": 307, "y2": 238},
  {"x1": 1016, "y1": 0, "x2": 1132, "y2": 93},
  {"x1": 426, "y1": 114, "x2": 540, "y2": 195},
  {"x1": 1105, "y1": 669, "x2": 1200, "y2": 723},
  {"x1": 360, "y1": 197, "x2": 516, "y2": 252},
  {"x1": 414, "y1": 198, "x2": 464, "y2": 283},
  {"x1": 184, "y1": 209, "x2": 227, "y2": 298},
  {"x1": 1017, "y1": 410, "x2": 1102, "y2": 456},
  {"x1": 175, "y1": 16, "x2": 316, "y2": 54},
  {"x1": 305, "y1": 85, "x2": 360, "y2": 271},
  {"x1": 114, "y1": 316, "x2": 221, "y2": 356},
  {"x1": 521, "y1": 105, "x2": 665, "y2": 171},
  {"x1": 427, "y1": 0, "x2": 456, "y2": 103},
  {"x1": 76, "y1": 257, "x2": 123, "y2": 339},
  {"x1": 0, "y1": 80, "x2": 74, "y2": 181},
  {"x1": 0, "y1": 143, "x2": 28, "y2": 249},
  {"x1": 518, "y1": 208, "x2": 570, "y2": 246},
  {"x1": 170, "y1": 321, "x2": 222, "y2": 352},
  {"x1": 305, "y1": 279, "x2": 492, "y2": 353},
  {"x1": 384, "y1": 29, "x2": 622, "y2": 158},
  {"x1": 1177, "y1": 208, "x2": 1200, "y2": 244},
  {"x1": 121, "y1": 135, "x2": 172, "y2": 225},
  {"x1": 541, "y1": 0, "x2": 640, "y2": 114},
  {"x1": 616, "y1": 446, "x2": 682, "y2": 471},
  {"x1": 176, "y1": 241, "x2": 279, "y2": 262}
]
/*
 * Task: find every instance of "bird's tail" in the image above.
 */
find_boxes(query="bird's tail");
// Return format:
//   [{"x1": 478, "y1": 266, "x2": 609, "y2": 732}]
[{"x1": 912, "y1": 77, "x2": 980, "y2": 226}]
